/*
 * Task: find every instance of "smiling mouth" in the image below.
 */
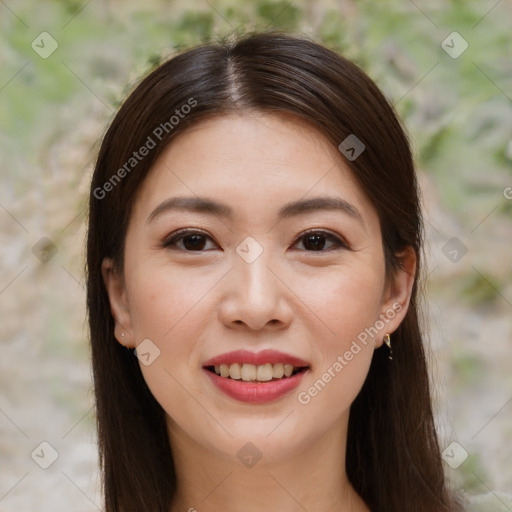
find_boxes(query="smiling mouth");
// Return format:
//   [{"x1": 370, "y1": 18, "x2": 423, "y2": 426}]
[{"x1": 204, "y1": 363, "x2": 309, "y2": 382}]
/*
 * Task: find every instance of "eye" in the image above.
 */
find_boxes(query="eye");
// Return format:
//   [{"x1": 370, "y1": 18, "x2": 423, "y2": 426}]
[
  {"x1": 292, "y1": 230, "x2": 348, "y2": 252},
  {"x1": 162, "y1": 229, "x2": 217, "y2": 251}
]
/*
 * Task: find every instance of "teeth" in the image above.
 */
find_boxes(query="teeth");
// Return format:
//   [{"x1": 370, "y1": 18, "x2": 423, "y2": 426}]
[
  {"x1": 211, "y1": 362, "x2": 305, "y2": 381},
  {"x1": 241, "y1": 363, "x2": 256, "y2": 381},
  {"x1": 256, "y1": 363, "x2": 273, "y2": 381},
  {"x1": 229, "y1": 362, "x2": 241, "y2": 379},
  {"x1": 284, "y1": 364, "x2": 294, "y2": 377},
  {"x1": 272, "y1": 363, "x2": 284, "y2": 378}
]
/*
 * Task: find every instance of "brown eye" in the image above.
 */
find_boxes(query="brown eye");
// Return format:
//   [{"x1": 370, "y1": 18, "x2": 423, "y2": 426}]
[
  {"x1": 162, "y1": 230, "x2": 217, "y2": 251},
  {"x1": 293, "y1": 230, "x2": 348, "y2": 252}
]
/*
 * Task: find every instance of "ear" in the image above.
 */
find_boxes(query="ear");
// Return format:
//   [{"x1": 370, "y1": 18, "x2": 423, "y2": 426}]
[
  {"x1": 101, "y1": 257, "x2": 135, "y2": 348},
  {"x1": 375, "y1": 246, "x2": 417, "y2": 348}
]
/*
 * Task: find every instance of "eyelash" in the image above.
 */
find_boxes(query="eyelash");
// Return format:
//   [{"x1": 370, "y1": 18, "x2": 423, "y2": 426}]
[{"x1": 161, "y1": 228, "x2": 350, "y2": 253}]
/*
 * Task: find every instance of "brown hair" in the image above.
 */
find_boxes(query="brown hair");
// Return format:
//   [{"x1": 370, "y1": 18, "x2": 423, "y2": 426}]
[{"x1": 86, "y1": 30, "x2": 463, "y2": 511}]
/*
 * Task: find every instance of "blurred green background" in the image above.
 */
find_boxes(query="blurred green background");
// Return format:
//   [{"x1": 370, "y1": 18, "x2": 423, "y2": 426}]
[{"x1": 1, "y1": 1, "x2": 511, "y2": 510}]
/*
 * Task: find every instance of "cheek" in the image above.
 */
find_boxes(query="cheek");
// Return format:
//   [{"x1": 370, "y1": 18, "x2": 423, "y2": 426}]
[
  {"x1": 126, "y1": 262, "x2": 219, "y2": 341},
  {"x1": 304, "y1": 262, "x2": 384, "y2": 343},
  {"x1": 125, "y1": 266, "x2": 219, "y2": 433},
  {"x1": 293, "y1": 265, "x2": 382, "y2": 410},
  {"x1": 124, "y1": 263, "x2": 224, "y2": 406}
]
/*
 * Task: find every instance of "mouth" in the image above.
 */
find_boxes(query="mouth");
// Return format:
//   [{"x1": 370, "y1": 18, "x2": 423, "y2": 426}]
[
  {"x1": 201, "y1": 349, "x2": 311, "y2": 402},
  {"x1": 204, "y1": 363, "x2": 309, "y2": 383}
]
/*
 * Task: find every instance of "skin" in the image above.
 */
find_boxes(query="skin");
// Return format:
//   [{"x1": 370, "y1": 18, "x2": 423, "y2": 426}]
[{"x1": 102, "y1": 112, "x2": 416, "y2": 512}]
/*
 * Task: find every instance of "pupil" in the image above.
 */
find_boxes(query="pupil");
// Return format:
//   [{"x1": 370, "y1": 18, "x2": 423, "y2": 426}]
[
  {"x1": 305, "y1": 234, "x2": 325, "y2": 250},
  {"x1": 184, "y1": 235, "x2": 205, "y2": 250}
]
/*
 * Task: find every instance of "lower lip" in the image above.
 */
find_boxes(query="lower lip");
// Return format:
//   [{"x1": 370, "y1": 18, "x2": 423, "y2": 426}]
[{"x1": 203, "y1": 368, "x2": 308, "y2": 404}]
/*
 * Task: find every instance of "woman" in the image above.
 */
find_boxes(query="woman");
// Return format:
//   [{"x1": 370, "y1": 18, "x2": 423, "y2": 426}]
[{"x1": 86, "y1": 31, "x2": 464, "y2": 511}]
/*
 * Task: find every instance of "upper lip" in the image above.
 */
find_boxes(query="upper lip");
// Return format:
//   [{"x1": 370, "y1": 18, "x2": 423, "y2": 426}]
[{"x1": 202, "y1": 349, "x2": 310, "y2": 368}]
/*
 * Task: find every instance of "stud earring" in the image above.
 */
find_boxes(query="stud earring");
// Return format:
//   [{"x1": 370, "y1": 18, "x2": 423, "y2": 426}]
[
  {"x1": 383, "y1": 333, "x2": 393, "y2": 360},
  {"x1": 121, "y1": 333, "x2": 125, "y2": 337}
]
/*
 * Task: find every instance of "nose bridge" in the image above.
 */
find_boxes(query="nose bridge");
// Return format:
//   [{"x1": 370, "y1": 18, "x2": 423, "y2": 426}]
[
  {"x1": 235, "y1": 236, "x2": 277, "y2": 302},
  {"x1": 221, "y1": 235, "x2": 291, "y2": 330}
]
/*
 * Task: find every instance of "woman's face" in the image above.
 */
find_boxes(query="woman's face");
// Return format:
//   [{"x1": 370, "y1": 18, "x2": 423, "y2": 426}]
[{"x1": 103, "y1": 112, "x2": 413, "y2": 464}]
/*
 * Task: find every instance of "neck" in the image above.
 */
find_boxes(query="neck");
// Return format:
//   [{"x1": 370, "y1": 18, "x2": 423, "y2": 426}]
[{"x1": 167, "y1": 411, "x2": 370, "y2": 512}]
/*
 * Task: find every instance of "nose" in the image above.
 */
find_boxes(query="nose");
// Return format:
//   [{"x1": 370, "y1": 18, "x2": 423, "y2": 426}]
[{"x1": 218, "y1": 249, "x2": 293, "y2": 331}]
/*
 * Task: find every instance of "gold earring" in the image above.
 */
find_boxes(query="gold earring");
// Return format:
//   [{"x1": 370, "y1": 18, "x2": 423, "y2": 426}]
[{"x1": 383, "y1": 333, "x2": 392, "y2": 360}]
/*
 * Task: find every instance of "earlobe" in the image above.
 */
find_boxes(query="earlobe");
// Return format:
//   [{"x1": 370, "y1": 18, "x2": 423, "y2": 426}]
[
  {"x1": 376, "y1": 246, "x2": 417, "y2": 347},
  {"x1": 101, "y1": 257, "x2": 135, "y2": 348}
]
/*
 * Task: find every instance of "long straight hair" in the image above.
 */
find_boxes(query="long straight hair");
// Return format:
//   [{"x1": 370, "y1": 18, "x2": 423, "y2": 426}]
[{"x1": 86, "y1": 30, "x2": 463, "y2": 511}]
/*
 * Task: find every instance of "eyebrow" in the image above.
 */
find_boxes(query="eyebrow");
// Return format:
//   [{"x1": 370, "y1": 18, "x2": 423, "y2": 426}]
[{"x1": 146, "y1": 195, "x2": 364, "y2": 224}]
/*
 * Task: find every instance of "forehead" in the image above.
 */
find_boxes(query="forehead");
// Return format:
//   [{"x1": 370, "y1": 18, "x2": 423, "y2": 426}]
[{"x1": 130, "y1": 113, "x2": 378, "y2": 229}]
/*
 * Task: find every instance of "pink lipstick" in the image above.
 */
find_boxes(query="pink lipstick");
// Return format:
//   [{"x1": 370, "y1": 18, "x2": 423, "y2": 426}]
[{"x1": 202, "y1": 349, "x2": 310, "y2": 404}]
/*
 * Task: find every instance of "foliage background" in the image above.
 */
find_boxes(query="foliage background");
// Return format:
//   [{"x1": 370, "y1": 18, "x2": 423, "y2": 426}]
[{"x1": 1, "y1": 0, "x2": 511, "y2": 510}]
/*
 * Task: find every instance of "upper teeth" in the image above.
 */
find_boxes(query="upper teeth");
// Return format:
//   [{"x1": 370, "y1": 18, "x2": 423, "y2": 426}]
[{"x1": 213, "y1": 363, "x2": 299, "y2": 381}]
